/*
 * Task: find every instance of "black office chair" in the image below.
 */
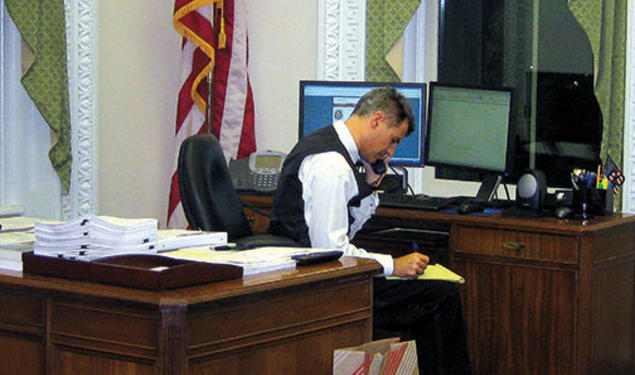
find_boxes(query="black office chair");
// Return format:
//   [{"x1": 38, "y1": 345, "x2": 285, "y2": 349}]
[{"x1": 177, "y1": 133, "x2": 298, "y2": 249}]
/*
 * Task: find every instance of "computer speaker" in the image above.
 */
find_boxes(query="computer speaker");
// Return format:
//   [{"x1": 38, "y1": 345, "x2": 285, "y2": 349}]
[{"x1": 516, "y1": 169, "x2": 547, "y2": 210}]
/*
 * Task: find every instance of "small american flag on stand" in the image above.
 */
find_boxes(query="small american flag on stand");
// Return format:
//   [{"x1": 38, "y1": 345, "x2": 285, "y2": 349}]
[
  {"x1": 605, "y1": 155, "x2": 625, "y2": 195},
  {"x1": 168, "y1": 0, "x2": 256, "y2": 229}
]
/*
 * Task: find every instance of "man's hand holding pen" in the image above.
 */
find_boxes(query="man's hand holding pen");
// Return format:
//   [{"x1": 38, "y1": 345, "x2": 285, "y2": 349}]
[{"x1": 393, "y1": 252, "x2": 429, "y2": 278}]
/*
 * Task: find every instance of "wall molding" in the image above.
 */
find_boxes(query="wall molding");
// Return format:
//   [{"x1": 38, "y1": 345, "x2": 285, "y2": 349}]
[
  {"x1": 624, "y1": 0, "x2": 635, "y2": 212},
  {"x1": 317, "y1": 0, "x2": 366, "y2": 81},
  {"x1": 63, "y1": 0, "x2": 98, "y2": 219}
]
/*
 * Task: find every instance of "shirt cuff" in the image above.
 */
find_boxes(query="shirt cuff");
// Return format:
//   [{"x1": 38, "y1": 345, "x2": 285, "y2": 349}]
[{"x1": 372, "y1": 252, "x2": 394, "y2": 276}]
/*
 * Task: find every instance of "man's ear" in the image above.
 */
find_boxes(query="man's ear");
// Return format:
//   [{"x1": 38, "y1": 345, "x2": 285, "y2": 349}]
[{"x1": 370, "y1": 111, "x2": 385, "y2": 129}]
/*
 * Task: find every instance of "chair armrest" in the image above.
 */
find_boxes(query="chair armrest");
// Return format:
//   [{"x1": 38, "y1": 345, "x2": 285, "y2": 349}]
[{"x1": 234, "y1": 234, "x2": 302, "y2": 250}]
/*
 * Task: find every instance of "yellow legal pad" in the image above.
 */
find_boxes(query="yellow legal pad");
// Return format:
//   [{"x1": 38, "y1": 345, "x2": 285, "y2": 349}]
[{"x1": 386, "y1": 264, "x2": 465, "y2": 284}]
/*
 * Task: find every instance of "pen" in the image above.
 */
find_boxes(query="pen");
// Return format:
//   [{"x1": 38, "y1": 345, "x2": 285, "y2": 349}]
[
  {"x1": 586, "y1": 172, "x2": 596, "y2": 188},
  {"x1": 212, "y1": 243, "x2": 237, "y2": 250}
]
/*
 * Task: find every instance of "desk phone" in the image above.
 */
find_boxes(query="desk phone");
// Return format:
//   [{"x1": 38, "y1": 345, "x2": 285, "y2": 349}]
[{"x1": 229, "y1": 150, "x2": 286, "y2": 192}]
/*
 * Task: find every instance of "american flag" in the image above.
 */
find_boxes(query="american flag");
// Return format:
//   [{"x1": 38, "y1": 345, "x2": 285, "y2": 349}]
[
  {"x1": 605, "y1": 155, "x2": 625, "y2": 195},
  {"x1": 168, "y1": 0, "x2": 256, "y2": 228}
]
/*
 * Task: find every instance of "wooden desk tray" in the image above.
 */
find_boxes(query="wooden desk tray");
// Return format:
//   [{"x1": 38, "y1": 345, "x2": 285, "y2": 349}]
[{"x1": 22, "y1": 252, "x2": 243, "y2": 290}]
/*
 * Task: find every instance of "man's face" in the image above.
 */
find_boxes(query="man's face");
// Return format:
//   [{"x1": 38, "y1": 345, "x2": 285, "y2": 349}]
[{"x1": 360, "y1": 112, "x2": 409, "y2": 163}]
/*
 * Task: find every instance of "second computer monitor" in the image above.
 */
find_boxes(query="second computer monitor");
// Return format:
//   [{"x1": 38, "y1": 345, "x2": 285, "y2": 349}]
[
  {"x1": 425, "y1": 82, "x2": 514, "y2": 200},
  {"x1": 299, "y1": 80, "x2": 427, "y2": 167}
]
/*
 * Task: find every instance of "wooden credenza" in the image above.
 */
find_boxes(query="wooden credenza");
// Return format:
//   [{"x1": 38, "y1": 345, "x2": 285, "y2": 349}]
[
  {"x1": 242, "y1": 194, "x2": 635, "y2": 375},
  {"x1": 0, "y1": 256, "x2": 380, "y2": 375}
]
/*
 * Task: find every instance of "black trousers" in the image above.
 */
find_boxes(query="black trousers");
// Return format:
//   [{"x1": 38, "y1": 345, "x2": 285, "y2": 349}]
[{"x1": 373, "y1": 278, "x2": 472, "y2": 375}]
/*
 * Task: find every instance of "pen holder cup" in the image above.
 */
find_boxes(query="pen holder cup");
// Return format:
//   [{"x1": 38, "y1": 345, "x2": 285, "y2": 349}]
[{"x1": 572, "y1": 188, "x2": 613, "y2": 217}]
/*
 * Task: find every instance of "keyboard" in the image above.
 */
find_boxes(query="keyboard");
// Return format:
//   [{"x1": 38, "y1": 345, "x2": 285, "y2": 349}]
[{"x1": 379, "y1": 193, "x2": 458, "y2": 211}]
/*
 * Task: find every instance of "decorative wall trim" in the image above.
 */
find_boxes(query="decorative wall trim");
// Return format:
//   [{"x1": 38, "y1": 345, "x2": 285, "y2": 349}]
[
  {"x1": 0, "y1": 5, "x2": 8, "y2": 203},
  {"x1": 625, "y1": 0, "x2": 635, "y2": 212},
  {"x1": 63, "y1": 0, "x2": 98, "y2": 219},
  {"x1": 317, "y1": 0, "x2": 366, "y2": 81}
]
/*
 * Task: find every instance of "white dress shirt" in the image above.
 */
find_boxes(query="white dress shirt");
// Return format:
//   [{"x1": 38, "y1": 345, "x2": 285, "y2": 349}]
[{"x1": 297, "y1": 120, "x2": 394, "y2": 275}]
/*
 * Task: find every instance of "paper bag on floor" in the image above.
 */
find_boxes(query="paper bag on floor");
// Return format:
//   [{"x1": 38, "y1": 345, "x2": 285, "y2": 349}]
[{"x1": 333, "y1": 337, "x2": 418, "y2": 375}]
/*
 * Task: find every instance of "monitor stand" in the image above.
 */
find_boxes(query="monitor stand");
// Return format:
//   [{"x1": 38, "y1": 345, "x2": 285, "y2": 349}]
[
  {"x1": 475, "y1": 173, "x2": 503, "y2": 202},
  {"x1": 393, "y1": 166, "x2": 408, "y2": 193}
]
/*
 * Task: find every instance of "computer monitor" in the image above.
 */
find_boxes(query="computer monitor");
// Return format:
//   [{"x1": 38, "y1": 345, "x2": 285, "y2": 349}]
[
  {"x1": 299, "y1": 80, "x2": 427, "y2": 167},
  {"x1": 425, "y1": 82, "x2": 515, "y2": 201}
]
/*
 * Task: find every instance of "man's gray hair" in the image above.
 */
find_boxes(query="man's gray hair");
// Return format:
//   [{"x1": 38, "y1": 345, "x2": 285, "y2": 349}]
[{"x1": 351, "y1": 86, "x2": 415, "y2": 135}]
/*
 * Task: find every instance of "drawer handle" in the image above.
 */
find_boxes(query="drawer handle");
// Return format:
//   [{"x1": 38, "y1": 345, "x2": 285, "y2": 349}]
[{"x1": 502, "y1": 241, "x2": 525, "y2": 251}]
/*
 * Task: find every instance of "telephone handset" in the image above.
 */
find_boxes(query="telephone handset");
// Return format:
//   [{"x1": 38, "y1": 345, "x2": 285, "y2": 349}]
[
  {"x1": 229, "y1": 150, "x2": 286, "y2": 192},
  {"x1": 370, "y1": 159, "x2": 387, "y2": 175}
]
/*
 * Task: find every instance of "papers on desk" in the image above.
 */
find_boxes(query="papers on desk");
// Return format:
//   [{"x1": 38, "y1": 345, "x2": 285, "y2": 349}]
[
  {"x1": 156, "y1": 229, "x2": 227, "y2": 252},
  {"x1": 0, "y1": 205, "x2": 25, "y2": 218},
  {"x1": 164, "y1": 246, "x2": 328, "y2": 276},
  {"x1": 0, "y1": 216, "x2": 39, "y2": 232},
  {"x1": 33, "y1": 215, "x2": 159, "y2": 260},
  {"x1": 0, "y1": 230, "x2": 35, "y2": 251},
  {"x1": 0, "y1": 230, "x2": 35, "y2": 271},
  {"x1": 0, "y1": 217, "x2": 39, "y2": 271},
  {"x1": 0, "y1": 215, "x2": 231, "y2": 270}
]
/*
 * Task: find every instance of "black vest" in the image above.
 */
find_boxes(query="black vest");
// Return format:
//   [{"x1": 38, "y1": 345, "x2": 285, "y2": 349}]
[{"x1": 269, "y1": 126, "x2": 373, "y2": 246}]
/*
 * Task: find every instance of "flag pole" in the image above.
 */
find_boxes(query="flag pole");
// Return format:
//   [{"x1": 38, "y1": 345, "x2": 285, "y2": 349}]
[{"x1": 206, "y1": 3, "x2": 216, "y2": 133}]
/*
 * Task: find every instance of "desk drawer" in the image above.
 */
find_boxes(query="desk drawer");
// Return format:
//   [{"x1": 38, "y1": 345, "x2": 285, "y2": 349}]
[
  {"x1": 0, "y1": 289, "x2": 43, "y2": 329},
  {"x1": 453, "y1": 226, "x2": 578, "y2": 264}
]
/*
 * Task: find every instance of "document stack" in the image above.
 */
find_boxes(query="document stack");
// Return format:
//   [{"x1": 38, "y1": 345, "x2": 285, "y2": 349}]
[
  {"x1": 166, "y1": 246, "x2": 313, "y2": 275},
  {"x1": 0, "y1": 216, "x2": 39, "y2": 271},
  {"x1": 34, "y1": 215, "x2": 158, "y2": 260},
  {"x1": 155, "y1": 229, "x2": 227, "y2": 252}
]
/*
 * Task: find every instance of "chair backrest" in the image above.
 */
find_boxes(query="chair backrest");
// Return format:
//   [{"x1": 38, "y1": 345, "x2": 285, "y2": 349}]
[{"x1": 177, "y1": 133, "x2": 253, "y2": 239}]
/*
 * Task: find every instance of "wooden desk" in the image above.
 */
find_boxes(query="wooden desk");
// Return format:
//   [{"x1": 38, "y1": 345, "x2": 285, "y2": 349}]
[
  {"x1": 0, "y1": 256, "x2": 380, "y2": 375},
  {"x1": 242, "y1": 195, "x2": 635, "y2": 375}
]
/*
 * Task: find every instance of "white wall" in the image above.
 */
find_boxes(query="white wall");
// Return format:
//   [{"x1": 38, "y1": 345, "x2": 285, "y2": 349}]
[
  {"x1": 97, "y1": 1, "x2": 318, "y2": 227},
  {"x1": 248, "y1": 2, "x2": 318, "y2": 153},
  {"x1": 97, "y1": 1, "x2": 182, "y2": 226}
]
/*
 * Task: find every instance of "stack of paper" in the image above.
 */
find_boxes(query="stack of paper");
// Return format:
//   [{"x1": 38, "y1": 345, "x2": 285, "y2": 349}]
[
  {"x1": 34, "y1": 215, "x2": 158, "y2": 260},
  {"x1": 0, "y1": 230, "x2": 35, "y2": 271},
  {"x1": 0, "y1": 216, "x2": 40, "y2": 271},
  {"x1": 165, "y1": 246, "x2": 314, "y2": 276},
  {"x1": 156, "y1": 229, "x2": 227, "y2": 252},
  {"x1": 0, "y1": 216, "x2": 39, "y2": 232},
  {"x1": 0, "y1": 205, "x2": 25, "y2": 218}
]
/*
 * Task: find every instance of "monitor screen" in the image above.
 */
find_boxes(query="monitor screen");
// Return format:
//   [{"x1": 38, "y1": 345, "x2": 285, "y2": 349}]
[
  {"x1": 425, "y1": 82, "x2": 514, "y2": 173},
  {"x1": 425, "y1": 82, "x2": 514, "y2": 200},
  {"x1": 299, "y1": 80, "x2": 427, "y2": 167}
]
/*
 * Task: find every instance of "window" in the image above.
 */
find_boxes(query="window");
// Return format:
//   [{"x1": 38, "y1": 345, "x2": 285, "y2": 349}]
[{"x1": 0, "y1": 3, "x2": 61, "y2": 218}]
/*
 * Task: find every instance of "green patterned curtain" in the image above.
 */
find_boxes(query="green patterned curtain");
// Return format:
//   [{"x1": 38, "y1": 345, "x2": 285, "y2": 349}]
[
  {"x1": 5, "y1": 0, "x2": 71, "y2": 193},
  {"x1": 568, "y1": 0, "x2": 626, "y2": 208},
  {"x1": 366, "y1": 0, "x2": 422, "y2": 81}
]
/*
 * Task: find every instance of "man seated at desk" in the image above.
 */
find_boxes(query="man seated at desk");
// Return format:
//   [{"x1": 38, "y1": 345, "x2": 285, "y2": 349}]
[{"x1": 269, "y1": 86, "x2": 471, "y2": 375}]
